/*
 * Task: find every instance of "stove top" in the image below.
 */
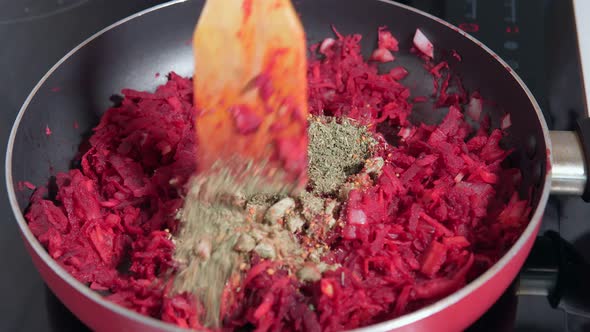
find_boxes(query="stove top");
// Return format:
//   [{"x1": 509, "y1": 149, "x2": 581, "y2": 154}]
[{"x1": 1, "y1": 0, "x2": 588, "y2": 331}]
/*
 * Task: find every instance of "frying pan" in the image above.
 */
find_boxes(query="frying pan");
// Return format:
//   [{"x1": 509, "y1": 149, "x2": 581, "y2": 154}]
[{"x1": 5, "y1": 0, "x2": 589, "y2": 331}]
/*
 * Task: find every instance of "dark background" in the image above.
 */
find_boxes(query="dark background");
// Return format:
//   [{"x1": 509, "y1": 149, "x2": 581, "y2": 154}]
[
  {"x1": 0, "y1": 2, "x2": 167, "y2": 331},
  {"x1": 0, "y1": 0, "x2": 587, "y2": 331}
]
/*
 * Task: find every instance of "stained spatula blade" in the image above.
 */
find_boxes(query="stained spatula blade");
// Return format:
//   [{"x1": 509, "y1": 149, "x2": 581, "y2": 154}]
[{"x1": 193, "y1": 0, "x2": 308, "y2": 191}]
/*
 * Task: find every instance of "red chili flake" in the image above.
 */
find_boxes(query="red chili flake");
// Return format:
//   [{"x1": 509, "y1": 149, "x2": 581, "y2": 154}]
[
  {"x1": 45, "y1": 125, "x2": 52, "y2": 136},
  {"x1": 73, "y1": 121, "x2": 79, "y2": 129},
  {"x1": 320, "y1": 279, "x2": 334, "y2": 298},
  {"x1": 50, "y1": 87, "x2": 61, "y2": 92}
]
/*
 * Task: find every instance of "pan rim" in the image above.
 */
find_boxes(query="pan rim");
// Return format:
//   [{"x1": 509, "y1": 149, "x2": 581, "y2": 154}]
[{"x1": 5, "y1": 0, "x2": 552, "y2": 331}]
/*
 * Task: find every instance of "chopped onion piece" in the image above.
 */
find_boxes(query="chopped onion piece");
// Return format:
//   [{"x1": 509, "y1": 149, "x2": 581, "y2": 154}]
[
  {"x1": 370, "y1": 48, "x2": 395, "y2": 63},
  {"x1": 501, "y1": 113, "x2": 512, "y2": 129},
  {"x1": 413, "y1": 29, "x2": 434, "y2": 58},
  {"x1": 348, "y1": 209, "x2": 367, "y2": 225},
  {"x1": 390, "y1": 66, "x2": 409, "y2": 80},
  {"x1": 319, "y1": 37, "x2": 336, "y2": 55},
  {"x1": 378, "y1": 27, "x2": 399, "y2": 51},
  {"x1": 399, "y1": 127, "x2": 412, "y2": 139},
  {"x1": 466, "y1": 96, "x2": 483, "y2": 121}
]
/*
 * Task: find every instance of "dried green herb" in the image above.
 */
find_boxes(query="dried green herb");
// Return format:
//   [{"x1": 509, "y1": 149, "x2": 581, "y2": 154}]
[{"x1": 307, "y1": 117, "x2": 376, "y2": 195}]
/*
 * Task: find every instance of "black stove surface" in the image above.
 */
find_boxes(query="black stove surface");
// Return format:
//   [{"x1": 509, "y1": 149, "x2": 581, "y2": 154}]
[{"x1": 0, "y1": 0, "x2": 588, "y2": 331}]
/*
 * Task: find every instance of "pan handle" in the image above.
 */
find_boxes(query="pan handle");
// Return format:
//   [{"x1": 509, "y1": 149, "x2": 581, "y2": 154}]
[
  {"x1": 549, "y1": 118, "x2": 590, "y2": 202},
  {"x1": 549, "y1": 119, "x2": 590, "y2": 201},
  {"x1": 550, "y1": 1, "x2": 590, "y2": 200},
  {"x1": 549, "y1": 130, "x2": 587, "y2": 197}
]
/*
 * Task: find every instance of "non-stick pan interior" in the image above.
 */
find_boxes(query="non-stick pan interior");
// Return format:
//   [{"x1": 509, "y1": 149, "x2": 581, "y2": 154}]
[
  {"x1": 9, "y1": 0, "x2": 549, "y2": 214},
  {"x1": 7, "y1": 0, "x2": 549, "y2": 328}
]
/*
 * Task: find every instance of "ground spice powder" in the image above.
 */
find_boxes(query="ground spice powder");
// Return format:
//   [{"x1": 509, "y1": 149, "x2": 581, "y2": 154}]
[
  {"x1": 172, "y1": 116, "x2": 375, "y2": 327},
  {"x1": 308, "y1": 116, "x2": 376, "y2": 195}
]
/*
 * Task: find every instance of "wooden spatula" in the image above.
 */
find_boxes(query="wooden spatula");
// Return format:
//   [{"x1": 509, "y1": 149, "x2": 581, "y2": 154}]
[{"x1": 193, "y1": 0, "x2": 308, "y2": 192}]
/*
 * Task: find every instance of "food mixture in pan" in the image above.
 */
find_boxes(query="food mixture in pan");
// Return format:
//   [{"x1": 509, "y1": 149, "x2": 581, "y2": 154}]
[{"x1": 26, "y1": 28, "x2": 530, "y2": 331}]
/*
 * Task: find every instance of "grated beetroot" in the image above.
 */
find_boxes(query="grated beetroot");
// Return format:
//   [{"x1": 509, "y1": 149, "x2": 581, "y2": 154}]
[
  {"x1": 27, "y1": 72, "x2": 200, "y2": 327},
  {"x1": 25, "y1": 27, "x2": 531, "y2": 331}
]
